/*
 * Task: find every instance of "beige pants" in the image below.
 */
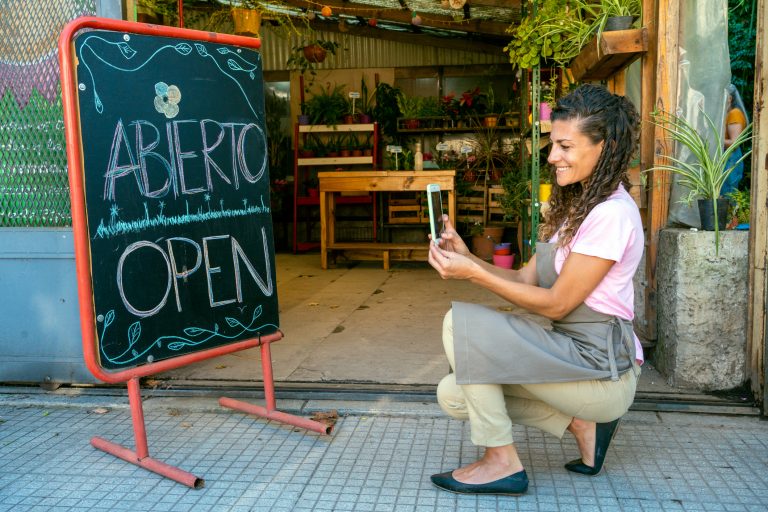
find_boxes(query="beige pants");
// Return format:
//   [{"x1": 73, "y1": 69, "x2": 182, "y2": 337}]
[{"x1": 437, "y1": 310, "x2": 639, "y2": 447}]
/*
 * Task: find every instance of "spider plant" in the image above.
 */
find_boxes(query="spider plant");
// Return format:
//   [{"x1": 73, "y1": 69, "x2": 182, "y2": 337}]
[{"x1": 649, "y1": 108, "x2": 752, "y2": 254}]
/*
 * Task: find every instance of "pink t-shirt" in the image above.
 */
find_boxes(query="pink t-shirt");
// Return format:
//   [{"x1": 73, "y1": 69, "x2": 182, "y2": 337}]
[{"x1": 551, "y1": 184, "x2": 645, "y2": 363}]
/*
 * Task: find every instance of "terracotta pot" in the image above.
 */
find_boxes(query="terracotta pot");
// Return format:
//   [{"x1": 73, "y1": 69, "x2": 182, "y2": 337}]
[
  {"x1": 483, "y1": 115, "x2": 499, "y2": 127},
  {"x1": 343, "y1": 114, "x2": 355, "y2": 124},
  {"x1": 471, "y1": 226, "x2": 505, "y2": 260},
  {"x1": 352, "y1": 149, "x2": 363, "y2": 157},
  {"x1": 403, "y1": 119, "x2": 420, "y2": 130},
  {"x1": 340, "y1": 149, "x2": 351, "y2": 157},
  {"x1": 303, "y1": 44, "x2": 327, "y2": 63}
]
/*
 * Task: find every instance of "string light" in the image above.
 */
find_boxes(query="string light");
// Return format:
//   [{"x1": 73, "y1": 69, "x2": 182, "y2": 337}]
[{"x1": 296, "y1": 0, "x2": 479, "y2": 28}]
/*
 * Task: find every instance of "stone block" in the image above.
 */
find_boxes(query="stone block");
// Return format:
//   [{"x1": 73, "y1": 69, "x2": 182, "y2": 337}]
[{"x1": 654, "y1": 228, "x2": 748, "y2": 391}]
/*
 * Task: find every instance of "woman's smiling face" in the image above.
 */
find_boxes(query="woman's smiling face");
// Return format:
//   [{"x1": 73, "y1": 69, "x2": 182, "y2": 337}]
[{"x1": 547, "y1": 118, "x2": 604, "y2": 188}]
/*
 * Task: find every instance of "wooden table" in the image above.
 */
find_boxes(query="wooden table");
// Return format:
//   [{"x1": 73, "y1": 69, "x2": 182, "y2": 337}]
[{"x1": 318, "y1": 170, "x2": 456, "y2": 270}]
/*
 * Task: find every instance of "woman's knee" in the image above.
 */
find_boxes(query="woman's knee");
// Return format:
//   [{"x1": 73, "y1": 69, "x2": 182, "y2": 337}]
[{"x1": 436, "y1": 373, "x2": 468, "y2": 420}]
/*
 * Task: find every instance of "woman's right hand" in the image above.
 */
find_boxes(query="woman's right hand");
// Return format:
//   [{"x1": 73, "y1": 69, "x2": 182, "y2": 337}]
[{"x1": 436, "y1": 215, "x2": 470, "y2": 256}]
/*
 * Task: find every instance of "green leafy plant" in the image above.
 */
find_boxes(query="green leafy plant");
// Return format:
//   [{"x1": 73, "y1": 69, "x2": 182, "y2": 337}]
[
  {"x1": 727, "y1": 188, "x2": 751, "y2": 225},
  {"x1": 372, "y1": 82, "x2": 403, "y2": 144},
  {"x1": 396, "y1": 93, "x2": 422, "y2": 119},
  {"x1": 304, "y1": 83, "x2": 347, "y2": 126},
  {"x1": 577, "y1": 0, "x2": 642, "y2": 41},
  {"x1": 504, "y1": 0, "x2": 593, "y2": 69},
  {"x1": 264, "y1": 89, "x2": 289, "y2": 179},
  {"x1": 649, "y1": 108, "x2": 753, "y2": 253}
]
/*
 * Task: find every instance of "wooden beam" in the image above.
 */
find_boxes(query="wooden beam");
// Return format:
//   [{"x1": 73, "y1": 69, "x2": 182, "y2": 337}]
[
  {"x1": 748, "y1": 0, "x2": 767, "y2": 408},
  {"x1": 280, "y1": 0, "x2": 513, "y2": 39},
  {"x1": 640, "y1": 0, "x2": 678, "y2": 341},
  {"x1": 307, "y1": 18, "x2": 507, "y2": 55},
  {"x1": 569, "y1": 28, "x2": 648, "y2": 81}
]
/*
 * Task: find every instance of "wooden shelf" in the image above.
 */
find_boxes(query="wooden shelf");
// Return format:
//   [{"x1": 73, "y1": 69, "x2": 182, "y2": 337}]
[
  {"x1": 298, "y1": 123, "x2": 375, "y2": 133},
  {"x1": 297, "y1": 156, "x2": 373, "y2": 166},
  {"x1": 570, "y1": 27, "x2": 648, "y2": 81}
]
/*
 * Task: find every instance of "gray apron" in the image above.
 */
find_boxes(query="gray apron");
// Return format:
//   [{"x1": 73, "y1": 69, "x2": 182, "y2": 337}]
[{"x1": 452, "y1": 242, "x2": 636, "y2": 385}]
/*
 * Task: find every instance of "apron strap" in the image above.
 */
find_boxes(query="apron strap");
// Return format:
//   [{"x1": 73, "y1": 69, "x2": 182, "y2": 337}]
[{"x1": 607, "y1": 318, "x2": 637, "y2": 381}]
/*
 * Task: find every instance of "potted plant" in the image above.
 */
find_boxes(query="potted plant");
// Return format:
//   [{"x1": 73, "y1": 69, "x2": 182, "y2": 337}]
[
  {"x1": 206, "y1": 1, "x2": 305, "y2": 37},
  {"x1": 578, "y1": 0, "x2": 642, "y2": 35},
  {"x1": 649, "y1": 108, "x2": 753, "y2": 254},
  {"x1": 286, "y1": 39, "x2": 341, "y2": 123},
  {"x1": 418, "y1": 96, "x2": 443, "y2": 129},
  {"x1": 504, "y1": 0, "x2": 593, "y2": 70},
  {"x1": 727, "y1": 188, "x2": 750, "y2": 229},
  {"x1": 357, "y1": 78, "x2": 375, "y2": 123},
  {"x1": 304, "y1": 82, "x2": 347, "y2": 126},
  {"x1": 396, "y1": 93, "x2": 422, "y2": 130},
  {"x1": 287, "y1": 39, "x2": 340, "y2": 71}
]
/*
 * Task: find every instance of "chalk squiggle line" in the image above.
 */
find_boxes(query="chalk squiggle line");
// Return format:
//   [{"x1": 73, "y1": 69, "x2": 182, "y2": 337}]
[
  {"x1": 94, "y1": 196, "x2": 271, "y2": 239},
  {"x1": 77, "y1": 35, "x2": 260, "y2": 116},
  {"x1": 98, "y1": 305, "x2": 277, "y2": 366}
]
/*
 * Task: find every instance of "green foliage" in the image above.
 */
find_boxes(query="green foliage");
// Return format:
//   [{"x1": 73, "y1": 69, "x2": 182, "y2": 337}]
[
  {"x1": 649, "y1": 108, "x2": 753, "y2": 254},
  {"x1": 264, "y1": 90, "x2": 289, "y2": 179},
  {"x1": 500, "y1": 166, "x2": 529, "y2": 223},
  {"x1": 418, "y1": 97, "x2": 443, "y2": 117},
  {"x1": 396, "y1": 93, "x2": 422, "y2": 119},
  {"x1": 304, "y1": 83, "x2": 347, "y2": 125},
  {"x1": 286, "y1": 40, "x2": 341, "y2": 90},
  {"x1": 728, "y1": 1, "x2": 756, "y2": 118},
  {"x1": 727, "y1": 188, "x2": 751, "y2": 225},
  {"x1": 372, "y1": 82, "x2": 403, "y2": 143},
  {"x1": 504, "y1": 0, "x2": 593, "y2": 69},
  {"x1": 504, "y1": 0, "x2": 641, "y2": 70}
]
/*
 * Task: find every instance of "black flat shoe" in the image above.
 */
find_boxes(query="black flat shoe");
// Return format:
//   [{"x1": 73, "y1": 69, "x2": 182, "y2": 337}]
[
  {"x1": 430, "y1": 469, "x2": 528, "y2": 496},
  {"x1": 565, "y1": 418, "x2": 621, "y2": 476}
]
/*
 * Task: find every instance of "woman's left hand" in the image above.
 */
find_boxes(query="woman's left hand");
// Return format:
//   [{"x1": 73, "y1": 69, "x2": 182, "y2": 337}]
[{"x1": 428, "y1": 242, "x2": 477, "y2": 280}]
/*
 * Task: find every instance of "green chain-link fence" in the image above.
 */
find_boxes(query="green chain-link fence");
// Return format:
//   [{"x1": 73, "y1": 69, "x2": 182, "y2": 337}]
[{"x1": 0, "y1": 0, "x2": 95, "y2": 227}]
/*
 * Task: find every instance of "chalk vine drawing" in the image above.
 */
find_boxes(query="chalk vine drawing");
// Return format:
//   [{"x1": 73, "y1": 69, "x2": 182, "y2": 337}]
[
  {"x1": 95, "y1": 196, "x2": 270, "y2": 239},
  {"x1": 77, "y1": 35, "x2": 260, "y2": 117},
  {"x1": 153, "y1": 82, "x2": 181, "y2": 118},
  {"x1": 98, "y1": 304, "x2": 277, "y2": 366}
]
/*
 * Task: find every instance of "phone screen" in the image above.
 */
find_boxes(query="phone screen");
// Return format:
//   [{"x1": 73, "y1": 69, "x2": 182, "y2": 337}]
[{"x1": 428, "y1": 188, "x2": 444, "y2": 241}]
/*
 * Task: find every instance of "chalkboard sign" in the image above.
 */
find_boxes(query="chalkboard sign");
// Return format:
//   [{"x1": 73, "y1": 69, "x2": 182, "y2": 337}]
[{"x1": 73, "y1": 29, "x2": 278, "y2": 371}]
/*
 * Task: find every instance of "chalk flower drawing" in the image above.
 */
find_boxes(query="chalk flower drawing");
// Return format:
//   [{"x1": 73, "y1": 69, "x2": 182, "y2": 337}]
[{"x1": 154, "y1": 82, "x2": 181, "y2": 118}]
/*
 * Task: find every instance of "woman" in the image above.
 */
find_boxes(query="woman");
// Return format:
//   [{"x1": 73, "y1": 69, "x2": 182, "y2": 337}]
[
  {"x1": 427, "y1": 84, "x2": 644, "y2": 496},
  {"x1": 721, "y1": 84, "x2": 749, "y2": 198}
]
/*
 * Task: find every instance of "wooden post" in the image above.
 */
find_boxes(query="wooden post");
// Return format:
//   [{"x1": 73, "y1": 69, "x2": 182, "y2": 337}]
[
  {"x1": 748, "y1": 0, "x2": 767, "y2": 411},
  {"x1": 640, "y1": 0, "x2": 679, "y2": 340}
]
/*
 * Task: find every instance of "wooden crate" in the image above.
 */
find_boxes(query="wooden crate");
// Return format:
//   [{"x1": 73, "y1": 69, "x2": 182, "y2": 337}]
[
  {"x1": 388, "y1": 204, "x2": 423, "y2": 224},
  {"x1": 487, "y1": 186, "x2": 506, "y2": 222}
]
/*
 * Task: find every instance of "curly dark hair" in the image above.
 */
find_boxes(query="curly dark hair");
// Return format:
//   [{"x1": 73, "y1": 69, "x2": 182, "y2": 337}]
[{"x1": 539, "y1": 84, "x2": 640, "y2": 249}]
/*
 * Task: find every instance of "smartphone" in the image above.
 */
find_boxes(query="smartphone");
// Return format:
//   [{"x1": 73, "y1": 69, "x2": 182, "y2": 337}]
[{"x1": 426, "y1": 183, "x2": 444, "y2": 245}]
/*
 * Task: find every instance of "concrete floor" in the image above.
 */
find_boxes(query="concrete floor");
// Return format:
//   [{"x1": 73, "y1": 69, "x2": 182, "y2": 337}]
[{"x1": 158, "y1": 253, "x2": 682, "y2": 397}]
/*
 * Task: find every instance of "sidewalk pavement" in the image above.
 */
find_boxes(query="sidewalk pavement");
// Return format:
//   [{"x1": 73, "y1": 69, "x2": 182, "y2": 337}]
[{"x1": 0, "y1": 388, "x2": 766, "y2": 512}]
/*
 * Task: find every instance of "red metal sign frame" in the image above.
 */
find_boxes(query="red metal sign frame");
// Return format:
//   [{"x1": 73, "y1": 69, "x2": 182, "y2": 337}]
[{"x1": 59, "y1": 16, "x2": 331, "y2": 489}]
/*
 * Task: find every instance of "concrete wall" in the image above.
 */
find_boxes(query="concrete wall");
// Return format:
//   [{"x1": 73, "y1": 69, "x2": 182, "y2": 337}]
[{"x1": 654, "y1": 228, "x2": 749, "y2": 391}]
